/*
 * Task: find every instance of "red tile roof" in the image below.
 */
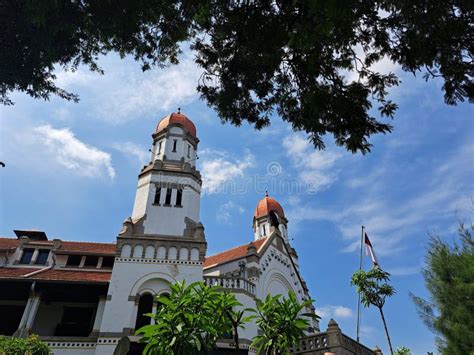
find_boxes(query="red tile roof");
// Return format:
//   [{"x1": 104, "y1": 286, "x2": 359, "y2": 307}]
[
  {"x1": 57, "y1": 241, "x2": 116, "y2": 255},
  {"x1": 204, "y1": 238, "x2": 267, "y2": 269},
  {"x1": 0, "y1": 267, "x2": 111, "y2": 283},
  {"x1": 0, "y1": 267, "x2": 37, "y2": 277},
  {"x1": 156, "y1": 112, "x2": 197, "y2": 137},
  {"x1": 0, "y1": 237, "x2": 116, "y2": 255},
  {"x1": 254, "y1": 195, "x2": 285, "y2": 218},
  {"x1": 0, "y1": 238, "x2": 18, "y2": 250}
]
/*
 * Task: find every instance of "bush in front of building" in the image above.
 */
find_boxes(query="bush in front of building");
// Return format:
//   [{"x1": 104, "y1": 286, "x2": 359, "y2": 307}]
[{"x1": 0, "y1": 334, "x2": 50, "y2": 355}]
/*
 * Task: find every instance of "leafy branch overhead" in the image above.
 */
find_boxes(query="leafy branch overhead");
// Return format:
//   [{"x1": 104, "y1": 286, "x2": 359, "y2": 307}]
[{"x1": 1, "y1": 1, "x2": 472, "y2": 152}]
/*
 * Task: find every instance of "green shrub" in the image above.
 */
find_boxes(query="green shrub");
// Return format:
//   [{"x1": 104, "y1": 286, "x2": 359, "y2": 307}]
[{"x1": 0, "y1": 335, "x2": 50, "y2": 355}]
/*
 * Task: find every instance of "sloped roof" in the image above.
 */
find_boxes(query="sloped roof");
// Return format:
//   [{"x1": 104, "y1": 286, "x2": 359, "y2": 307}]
[
  {"x1": 0, "y1": 267, "x2": 111, "y2": 284},
  {"x1": 57, "y1": 241, "x2": 116, "y2": 255},
  {"x1": 254, "y1": 195, "x2": 285, "y2": 218},
  {"x1": 0, "y1": 238, "x2": 18, "y2": 250},
  {"x1": 0, "y1": 238, "x2": 116, "y2": 255},
  {"x1": 204, "y1": 238, "x2": 268, "y2": 269},
  {"x1": 156, "y1": 112, "x2": 197, "y2": 137}
]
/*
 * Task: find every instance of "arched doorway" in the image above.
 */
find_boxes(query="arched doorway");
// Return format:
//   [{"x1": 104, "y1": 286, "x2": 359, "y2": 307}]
[{"x1": 134, "y1": 293, "x2": 153, "y2": 330}]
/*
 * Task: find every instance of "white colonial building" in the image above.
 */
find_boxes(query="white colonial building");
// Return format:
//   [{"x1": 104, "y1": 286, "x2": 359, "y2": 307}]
[{"x1": 0, "y1": 111, "x2": 319, "y2": 354}]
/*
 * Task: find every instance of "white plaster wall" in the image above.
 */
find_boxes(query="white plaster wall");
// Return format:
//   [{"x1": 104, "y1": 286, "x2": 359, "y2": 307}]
[
  {"x1": 50, "y1": 347, "x2": 96, "y2": 355},
  {"x1": 131, "y1": 174, "x2": 152, "y2": 220},
  {"x1": 93, "y1": 344, "x2": 116, "y2": 355},
  {"x1": 139, "y1": 174, "x2": 201, "y2": 236},
  {"x1": 204, "y1": 257, "x2": 241, "y2": 276},
  {"x1": 233, "y1": 293, "x2": 258, "y2": 342},
  {"x1": 98, "y1": 260, "x2": 203, "y2": 334},
  {"x1": 257, "y1": 243, "x2": 303, "y2": 303}
]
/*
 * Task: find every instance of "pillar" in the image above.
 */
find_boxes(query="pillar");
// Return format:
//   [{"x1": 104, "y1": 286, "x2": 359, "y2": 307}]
[
  {"x1": 15, "y1": 293, "x2": 41, "y2": 337},
  {"x1": 25, "y1": 295, "x2": 41, "y2": 330},
  {"x1": 151, "y1": 302, "x2": 158, "y2": 325},
  {"x1": 30, "y1": 249, "x2": 39, "y2": 264},
  {"x1": 92, "y1": 296, "x2": 107, "y2": 335}
]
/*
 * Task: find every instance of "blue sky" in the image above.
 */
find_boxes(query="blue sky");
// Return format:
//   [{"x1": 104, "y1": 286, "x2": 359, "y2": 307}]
[{"x1": 1, "y1": 52, "x2": 473, "y2": 354}]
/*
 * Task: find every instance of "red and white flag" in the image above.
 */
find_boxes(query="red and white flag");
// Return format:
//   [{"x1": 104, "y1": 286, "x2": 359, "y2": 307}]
[{"x1": 364, "y1": 233, "x2": 379, "y2": 268}]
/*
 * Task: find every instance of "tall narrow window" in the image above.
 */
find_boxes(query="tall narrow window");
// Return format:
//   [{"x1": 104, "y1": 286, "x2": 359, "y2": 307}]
[
  {"x1": 175, "y1": 189, "x2": 183, "y2": 207},
  {"x1": 172, "y1": 140, "x2": 177, "y2": 152},
  {"x1": 262, "y1": 224, "x2": 266, "y2": 236},
  {"x1": 154, "y1": 187, "x2": 161, "y2": 204},
  {"x1": 187, "y1": 145, "x2": 191, "y2": 158},
  {"x1": 19, "y1": 249, "x2": 34, "y2": 264},
  {"x1": 35, "y1": 249, "x2": 50, "y2": 265},
  {"x1": 157, "y1": 141, "x2": 162, "y2": 154},
  {"x1": 165, "y1": 188, "x2": 172, "y2": 205}
]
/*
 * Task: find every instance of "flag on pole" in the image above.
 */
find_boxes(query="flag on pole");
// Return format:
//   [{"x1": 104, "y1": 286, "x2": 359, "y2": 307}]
[{"x1": 364, "y1": 233, "x2": 379, "y2": 268}]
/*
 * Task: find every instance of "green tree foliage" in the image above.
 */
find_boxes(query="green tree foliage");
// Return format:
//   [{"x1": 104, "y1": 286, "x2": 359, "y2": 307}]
[
  {"x1": 215, "y1": 292, "x2": 255, "y2": 354},
  {"x1": 0, "y1": 334, "x2": 50, "y2": 355},
  {"x1": 351, "y1": 268, "x2": 396, "y2": 355},
  {"x1": 135, "y1": 280, "x2": 249, "y2": 354},
  {"x1": 410, "y1": 222, "x2": 474, "y2": 355},
  {"x1": 250, "y1": 292, "x2": 318, "y2": 355},
  {"x1": 1, "y1": 1, "x2": 472, "y2": 153},
  {"x1": 394, "y1": 346, "x2": 411, "y2": 355}
]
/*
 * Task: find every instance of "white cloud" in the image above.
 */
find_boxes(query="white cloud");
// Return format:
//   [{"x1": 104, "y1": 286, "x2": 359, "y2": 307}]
[
  {"x1": 386, "y1": 265, "x2": 421, "y2": 276},
  {"x1": 285, "y1": 133, "x2": 473, "y2": 257},
  {"x1": 283, "y1": 133, "x2": 342, "y2": 192},
  {"x1": 317, "y1": 305, "x2": 353, "y2": 320},
  {"x1": 217, "y1": 201, "x2": 245, "y2": 224},
  {"x1": 113, "y1": 142, "x2": 148, "y2": 166},
  {"x1": 34, "y1": 125, "x2": 115, "y2": 178},
  {"x1": 54, "y1": 52, "x2": 202, "y2": 123},
  {"x1": 201, "y1": 152, "x2": 254, "y2": 194}
]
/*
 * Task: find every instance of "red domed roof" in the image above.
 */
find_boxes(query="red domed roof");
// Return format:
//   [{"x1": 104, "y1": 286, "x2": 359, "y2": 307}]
[
  {"x1": 156, "y1": 111, "x2": 197, "y2": 138},
  {"x1": 254, "y1": 194, "x2": 285, "y2": 219}
]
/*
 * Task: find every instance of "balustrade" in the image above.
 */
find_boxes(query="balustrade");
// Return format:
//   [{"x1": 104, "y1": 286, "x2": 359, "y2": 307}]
[{"x1": 203, "y1": 276, "x2": 256, "y2": 295}]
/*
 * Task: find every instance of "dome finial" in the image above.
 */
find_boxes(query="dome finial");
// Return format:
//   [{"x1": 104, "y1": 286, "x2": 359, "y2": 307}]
[
  {"x1": 177, "y1": 107, "x2": 181, "y2": 114},
  {"x1": 265, "y1": 190, "x2": 269, "y2": 197}
]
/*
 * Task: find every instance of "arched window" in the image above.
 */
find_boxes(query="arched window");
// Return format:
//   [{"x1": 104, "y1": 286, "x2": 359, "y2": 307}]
[
  {"x1": 145, "y1": 245, "x2": 155, "y2": 259},
  {"x1": 179, "y1": 247, "x2": 188, "y2": 261},
  {"x1": 135, "y1": 293, "x2": 154, "y2": 330},
  {"x1": 168, "y1": 247, "x2": 177, "y2": 260},
  {"x1": 133, "y1": 244, "x2": 143, "y2": 258},
  {"x1": 157, "y1": 246, "x2": 166, "y2": 259},
  {"x1": 121, "y1": 244, "x2": 132, "y2": 258},
  {"x1": 269, "y1": 211, "x2": 280, "y2": 228},
  {"x1": 190, "y1": 248, "x2": 199, "y2": 261}
]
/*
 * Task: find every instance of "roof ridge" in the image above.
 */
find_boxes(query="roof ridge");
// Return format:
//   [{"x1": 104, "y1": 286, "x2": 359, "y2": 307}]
[
  {"x1": 60, "y1": 240, "x2": 116, "y2": 245},
  {"x1": 205, "y1": 237, "x2": 266, "y2": 259}
]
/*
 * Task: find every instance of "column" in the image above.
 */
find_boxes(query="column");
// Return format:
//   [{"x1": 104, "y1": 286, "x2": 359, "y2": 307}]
[
  {"x1": 151, "y1": 302, "x2": 158, "y2": 325},
  {"x1": 92, "y1": 297, "x2": 107, "y2": 334},
  {"x1": 16, "y1": 293, "x2": 41, "y2": 337},
  {"x1": 30, "y1": 249, "x2": 39, "y2": 264},
  {"x1": 25, "y1": 295, "x2": 41, "y2": 330},
  {"x1": 130, "y1": 299, "x2": 139, "y2": 330},
  {"x1": 17, "y1": 297, "x2": 33, "y2": 329}
]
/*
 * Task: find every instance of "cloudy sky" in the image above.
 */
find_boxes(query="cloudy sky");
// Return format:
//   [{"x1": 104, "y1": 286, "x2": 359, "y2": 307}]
[{"x1": 1, "y1": 52, "x2": 472, "y2": 354}]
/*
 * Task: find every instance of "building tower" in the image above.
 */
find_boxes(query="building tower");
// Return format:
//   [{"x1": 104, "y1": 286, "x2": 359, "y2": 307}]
[
  {"x1": 253, "y1": 193, "x2": 300, "y2": 268},
  {"x1": 95, "y1": 111, "x2": 206, "y2": 354},
  {"x1": 253, "y1": 193, "x2": 289, "y2": 242}
]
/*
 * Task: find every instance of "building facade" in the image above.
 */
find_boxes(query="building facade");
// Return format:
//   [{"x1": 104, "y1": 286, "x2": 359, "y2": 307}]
[{"x1": 0, "y1": 112, "x2": 368, "y2": 354}]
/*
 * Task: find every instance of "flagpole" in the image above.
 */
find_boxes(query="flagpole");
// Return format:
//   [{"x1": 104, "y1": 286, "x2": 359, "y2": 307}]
[{"x1": 356, "y1": 225, "x2": 365, "y2": 342}]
